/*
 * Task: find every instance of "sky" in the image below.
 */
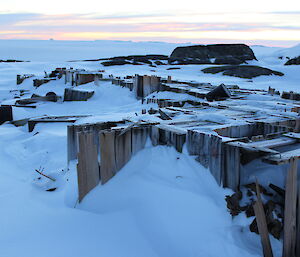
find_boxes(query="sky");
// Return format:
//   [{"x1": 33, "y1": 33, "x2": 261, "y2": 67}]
[{"x1": 0, "y1": 0, "x2": 300, "y2": 46}]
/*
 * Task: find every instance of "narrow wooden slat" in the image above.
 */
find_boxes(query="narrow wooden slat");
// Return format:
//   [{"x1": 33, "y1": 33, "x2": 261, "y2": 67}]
[
  {"x1": 77, "y1": 133, "x2": 100, "y2": 202},
  {"x1": 99, "y1": 131, "x2": 116, "y2": 184},
  {"x1": 253, "y1": 180, "x2": 274, "y2": 257},
  {"x1": 131, "y1": 126, "x2": 149, "y2": 155},
  {"x1": 115, "y1": 129, "x2": 132, "y2": 171},
  {"x1": 283, "y1": 158, "x2": 298, "y2": 257},
  {"x1": 296, "y1": 185, "x2": 300, "y2": 257}
]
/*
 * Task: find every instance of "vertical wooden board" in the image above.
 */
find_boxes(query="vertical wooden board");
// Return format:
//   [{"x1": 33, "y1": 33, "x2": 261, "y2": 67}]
[
  {"x1": 77, "y1": 133, "x2": 100, "y2": 202},
  {"x1": 283, "y1": 158, "x2": 298, "y2": 257},
  {"x1": 253, "y1": 181, "x2": 274, "y2": 257},
  {"x1": 132, "y1": 126, "x2": 149, "y2": 155},
  {"x1": 99, "y1": 131, "x2": 116, "y2": 184},
  {"x1": 77, "y1": 133, "x2": 88, "y2": 202},
  {"x1": 209, "y1": 135, "x2": 222, "y2": 186},
  {"x1": 150, "y1": 126, "x2": 159, "y2": 146},
  {"x1": 173, "y1": 133, "x2": 186, "y2": 153},
  {"x1": 67, "y1": 125, "x2": 76, "y2": 162},
  {"x1": 296, "y1": 184, "x2": 300, "y2": 257},
  {"x1": 198, "y1": 133, "x2": 210, "y2": 168},
  {"x1": 187, "y1": 130, "x2": 201, "y2": 155},
  {"x1": 143, "y1": 76, "x2": 151, "y2": 97},
  {"x1": 150, "y1": 76, "x2": 159, "y2": 92},
  {"x1": 115, "y1": 129, "x2": 132, "y2": 171},
  {"x1": 223, "y1": 144, "x2": 240, "y2": 191},
  {"x1": 85, "y1": 133, "x2": 100, "y2": 190}
]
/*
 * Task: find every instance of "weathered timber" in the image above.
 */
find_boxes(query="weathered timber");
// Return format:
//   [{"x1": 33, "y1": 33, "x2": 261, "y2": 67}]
[
  {"x1": 209, "y1": 135, "x2": 222, "y2": 185},
  {"x1": 99, "y1": 130, "x2": 117, "y2": 184},
  {"x1": 0, "y1": 105, "x2": 13, "y2": 124},
  {"x1": 206, "y1": 84, "x2": 231, "y2": 101},
  {"x1": 64, "y1": 88, "x2": 94, "y2": 101},
  {"x1": 296, "y1": 185, "x2": 300, "y2": 257},
  {"x1": 28, "y1": 116, "x2": 80, "y2": 132},
  {"x1": 17, "y1": 74, "x2": 34, "y2": 85},
  {"x1": 115, "y1": 129, "x2": 132, "y2": 171},
  {"x1": 77, "y1": 132, "x2": 100, "y2": 202},
  {"x1": 253, "y1": 180, "x2": 274, "y2": 257},
  {"x1": 283, "y1": 158, "x2": 298, "y2": 257},
  {"x1": 131, "y1": 126, "x2": 149, "y2": 155},
  {"x1": 262, "y1": 149, "x2": 300, "y2": 165},
  {"x1": 158, "y1": 109, "x2": 172, "y2": 120},
  {"x1": 223, "y1": 142, "x2": 240, "y2": 190},
  {"x1": 67, "y1": 121, "x2": 124, "y2": 162}
]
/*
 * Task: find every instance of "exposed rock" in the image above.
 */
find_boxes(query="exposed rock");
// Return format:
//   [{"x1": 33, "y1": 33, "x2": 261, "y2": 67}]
[
  {"x1": 101, "y1": 59, "x2": 131, "y2": 66},
  {"x1": 201, "y1": 65, "x2": 284, "y2": 79},
  {"x1": 166, "y1": 67, "x2": 181, "y2": 70},
  {"x1": 0, "y1": 59, "x2": 27, "y2": 63},
  {"x1": 169, "y1": 44, "x2": 256, "y2": 65},
  {"x1": 284, "y1": 56, "x2": 300, "y2": 65},
  {"x1": 101, "y1": 55, "x2": 168, "y2": 66}
]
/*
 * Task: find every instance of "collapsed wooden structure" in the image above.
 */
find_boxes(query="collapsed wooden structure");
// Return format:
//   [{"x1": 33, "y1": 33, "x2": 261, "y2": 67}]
[{"x1": 9, "y1": 66, "x2": 300, "y2": 256}]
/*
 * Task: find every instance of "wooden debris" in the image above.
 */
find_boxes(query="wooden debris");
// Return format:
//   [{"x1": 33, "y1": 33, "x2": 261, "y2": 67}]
[
  {"x1": 158, "y1": 109, "x2": 172, "y2": 120},
  {"x1": 64, "y1": 88, "x2": 94, "y2": 101},
  {"x1": 253, "y1": 180, "x2": 274, "y2": 257},
  {"x1": 0, "y1": 105, "x2": 13, "y2": 124}
]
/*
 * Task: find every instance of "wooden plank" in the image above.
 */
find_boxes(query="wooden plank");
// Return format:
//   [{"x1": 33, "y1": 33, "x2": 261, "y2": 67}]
[
  {"x1": 131, "y1": 126, "x2": 149, "y2": 155},
  {"x1": 223, "y1": 143, "x2": 240, "y2": 191},
  {"x1": 209, "y1": 135, "x2": 222, "y2": 185},
  {"x1": 296, "y1": 184, "x2": 300, "y2": 257},
  {"x1": 115, "y1": 129, "x2": 132, "y2": 171},
  {"x1": 99, "y1": 131, "x2": 116, "y2": 184},
  {"x1": 262, "y1": 149, "x2": 300, "y2": 165},
  {"x1": 253, "y1": 180, "x2": 274, "y2": 257},
  {"x1": 283, "y1": 132, "x2": 300, "y2": 141},
  {"x1": 283, "y1": 158, "x2": 298, "y2": 257},
  {"x1": 247, "y1": 137, "x2": 297, "y2": 149},
  {"x1": 227, "y1": 141, "x2": 279, "y2": 155},
  {"x1": 77, "y1": 133, "x2": 100, "y2": 202}
]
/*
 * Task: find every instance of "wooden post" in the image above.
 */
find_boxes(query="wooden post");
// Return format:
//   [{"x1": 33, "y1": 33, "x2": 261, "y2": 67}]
[
  {"x1": 253, "y1": 180, "x2": 274, "y2": 257},
  {"x1": 77, "y1": 132, "x2": 100, "y2": 202},
  {"x1": 283, "y1": 158, "x2": 298, "y2": 257}
]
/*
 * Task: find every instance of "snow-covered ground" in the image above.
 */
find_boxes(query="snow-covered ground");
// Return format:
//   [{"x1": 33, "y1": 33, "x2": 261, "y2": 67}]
[{"x1": 0, "y1": 40, "x2": 299, "y2": 257}]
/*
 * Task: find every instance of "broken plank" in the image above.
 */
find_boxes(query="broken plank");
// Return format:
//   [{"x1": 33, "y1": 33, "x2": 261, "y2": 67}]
[{"x1": 253, "y1": 180, "x2": 274, "y2": 257}]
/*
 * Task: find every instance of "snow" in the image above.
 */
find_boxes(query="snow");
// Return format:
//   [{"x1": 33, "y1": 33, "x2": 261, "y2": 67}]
[{"x1": 0, "y1": 39, "x2": 298, "y2": 257}]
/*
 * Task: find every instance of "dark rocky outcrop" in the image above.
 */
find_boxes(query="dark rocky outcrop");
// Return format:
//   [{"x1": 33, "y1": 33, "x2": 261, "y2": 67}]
[
  {"x1": 169, "y1": 44, "x2": 257, "y2": 65},
  {"x1": 101, "y1": 55, "x2": 168, "y2": 66},
  {"x1": 284, "y1": 56, "x2": 300, "y2": 65},
  {"x1": 202, "y1": 65, "x2": 284, "y2": 79},
  {"x1": 0, "y1": 59, "x2": 27, "y2": 63}
]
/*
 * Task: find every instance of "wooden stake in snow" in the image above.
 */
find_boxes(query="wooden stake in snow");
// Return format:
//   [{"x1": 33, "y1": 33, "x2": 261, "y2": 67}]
[
  {"x1": 283, "y1": 158, "x2": 298, "y2": 257},
  {"x1": 253, "y1": 179, "x2": 273, "y2": 257}
]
